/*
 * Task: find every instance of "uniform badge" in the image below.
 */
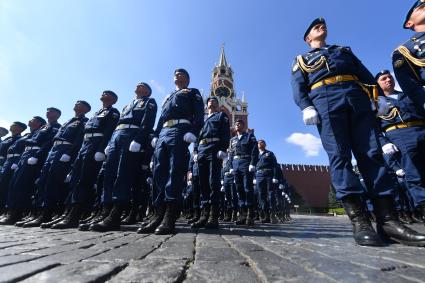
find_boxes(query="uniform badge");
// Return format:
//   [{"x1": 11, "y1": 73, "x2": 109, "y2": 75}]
[{"x1": 393, "y1": 58, "x2": 404, "y2": 68}]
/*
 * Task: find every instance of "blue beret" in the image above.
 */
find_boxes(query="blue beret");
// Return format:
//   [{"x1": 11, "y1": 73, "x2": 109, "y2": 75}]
[
  {"x1": 137, "y1": 82, "x2": 152, "y2": 96},
  {"x1": 404, "y1": 0, "x2": 425, "y2": 29},
  {"x1": 47, "y1": 107, "x2": 61, "y2": 115},
  {"x1": 174, "y1": 68, "x2": 190, "y2": 81},
  {"x1": 33, "y1": 116, "x2": 47, "y2": 125},
  {"x1": 13, "y1": 121, "x2": 27, "y2": 131},
  {"x1": 206, "y1": 96, "x2": 219, "y2": 104},
  {"x1": 103, "y1": 90, "x2": 118, "y2": 99},
  {"x1": 375, "y1": 70, "x2": 391, "y2": 81},
  {"x1": 0, "y1": 127, "x2": 8, "y2": 136},
  {"x1": 77, "y1": 100, "x2": 91, "y2": 111},
  {"x1": 304, "y1": 17, "x2": 326, "y2": 40}
]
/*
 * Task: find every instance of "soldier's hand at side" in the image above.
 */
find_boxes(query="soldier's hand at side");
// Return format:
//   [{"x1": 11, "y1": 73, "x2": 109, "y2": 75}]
[
  {"x1": 59, "y1": 154, "x2": 71, "y2": 162},
  {"x1": 302, "y1": 106, "x2": 320, "y2": 125},
  {"x1": 193, "y1": 154, "x2": 198, "y2": 163},
  {"x1": 229, "y1": 168, "x2": 234, "y2": 174},
  {"x1": 272, "y1": 178, "x2": 278, "y2": 184},
  {"x1": 11, "y1": 163, "x2": 18, "y2": 170},
  {"x1": 249, "y1": 165, "x2": 256, "y2": 172},
  {"x1": 396, "y1": 169, "x2": 406, "y2": 177},
  {"x1": 183, "y1": 132, "x2": 197, "y2": 143},
  {"x1": 27, "y1": 157, "x2": 38, "y2": 165},
  {"x1": 279, "y1": 184, "x2": 284, "y2": 190},
  {"x1": 129, "y1": 141, "x2": 141, "y2": 152},
  {"x1": 221, "y1": 186, "x2": 225, "y2": 192},
  {"x1": 104, "y1": 146, "x2": 110, "y2": 155},
  {"x1": 382, "y1": 143, "x2": 398, "y2": 155},
  {"x1": 217, "y1": 150, "x2": 227, "y2": 159},
  {"x1": 94, "y1": 152, "x2": 106, "y2": 162},
  {"x1": 64, "y1": 173, "x2": 71, "y2": 183},
  {"x1": 253, "y1": 179, "x2": 257, "y2": 185}
]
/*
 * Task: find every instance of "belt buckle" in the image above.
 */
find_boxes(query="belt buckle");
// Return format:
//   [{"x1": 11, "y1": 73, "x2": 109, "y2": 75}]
[{"x1": 335, "y1": 75, "x2": 343, "y2": 83}]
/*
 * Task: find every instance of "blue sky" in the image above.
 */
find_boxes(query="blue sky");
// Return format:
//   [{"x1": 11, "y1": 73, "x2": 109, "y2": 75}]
[{"x1": 0, "y1": 0, "x2": 411, "y2": 165}]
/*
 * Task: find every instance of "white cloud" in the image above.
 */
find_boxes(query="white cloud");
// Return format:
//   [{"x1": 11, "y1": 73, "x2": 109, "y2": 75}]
[
  {"x1": 286, "y1": 133, "x2": 323, "y2": 157},
  {"x1": 150, "y1": 79, "x2": 166, "y2": 95}
]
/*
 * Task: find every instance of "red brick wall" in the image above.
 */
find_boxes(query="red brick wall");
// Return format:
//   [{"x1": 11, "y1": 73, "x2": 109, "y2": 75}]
[{"x1": 281, "y1": 164, "x2": 331, "y2": 208}]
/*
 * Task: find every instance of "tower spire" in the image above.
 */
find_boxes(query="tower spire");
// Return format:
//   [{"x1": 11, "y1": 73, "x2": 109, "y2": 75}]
[{"x1": 218, "y1": 44, "x2": 228, "y2": 67}]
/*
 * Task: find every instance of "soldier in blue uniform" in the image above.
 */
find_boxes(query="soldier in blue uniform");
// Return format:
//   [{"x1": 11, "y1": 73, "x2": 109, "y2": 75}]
[
  {"x1": 186, "y1": 154, "x2": 201, "y2": 224},
  {"x1": 49, "y1": 91, "x2": 120, "y2": 229},
  {"x1": 221, "y1": 156, "x2": 238, "y2": 222},
  {"x1": 190, "y1": 96, "x2": 230, "y2": 229},
  {"x1": 90, "y1": 82, "x2": 157, "y2": 232},
  {"x1": 139, "y1": 69, "x2": 204, "y2": 235},
  {"x1": 0, "y1": 118, "x2": 45, "y2": 216},
  {"x1": 375, "y1": 70, "x2": 425, "y2": 224},
  {"x1": 0, "y1": 122, "x2": 26, "y2": 170},
  {"x1": 291, "y1": 18, "x2": 425, "y2": 246},
  {"x1": 22, "y1": 101, "x2": 90, "y2": 227},
  {"x1": 255, "y1": 140, "x2": 279, "y2": 224},
  {"x1": 228, "y1": 119, "x2": 259, "y2": 226}
]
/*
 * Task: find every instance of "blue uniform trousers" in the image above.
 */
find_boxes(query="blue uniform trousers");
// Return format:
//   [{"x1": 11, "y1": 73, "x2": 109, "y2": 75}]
[
  {"x1": 385, "y1": 126, "x2": 425, "y2": 207},
  {"x1": 38, "y1": 144, "x2": 73, "y2": 209},
  {"x1": 232, "y1": 158, "x2": 254, "y2": 207},
  {"x1": 223, "y1": 176, "x2": 238, "y2": 209},
  {"x1": 102, "y1": 129, "x2": 142, "y2": 205},
  {"x1": 256, "y1": 170, "x2": 276, "y2": 213},
  {"x1": 0, "y1": 156, "x2": 20, "y2": 208},
  {"x1": 7, "y1": 149, "x2": 44, "y2": 209},
  {"x1": 152, "y1": 125, "x2": 190, "y2": 206},
  {"x1": 313, "y1": 83, "x2": 395, "y2": 200},
  {"x1": 198, "y1": 153, "x2": 221, "y2": 207}
]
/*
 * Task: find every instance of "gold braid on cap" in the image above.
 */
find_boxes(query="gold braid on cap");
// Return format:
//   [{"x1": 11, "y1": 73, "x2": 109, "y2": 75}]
[
  {"x1": 397, "y1": 46, "x2": 425, "y2": 67},
  {"x1": 296, "y1": 55, "x2": 328, "y2": 74}
]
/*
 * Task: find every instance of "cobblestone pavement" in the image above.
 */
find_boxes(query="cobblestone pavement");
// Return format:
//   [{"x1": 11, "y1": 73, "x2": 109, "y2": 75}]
[{"x1": 0, "y1": 215, "x2": 424, "y2": 282}]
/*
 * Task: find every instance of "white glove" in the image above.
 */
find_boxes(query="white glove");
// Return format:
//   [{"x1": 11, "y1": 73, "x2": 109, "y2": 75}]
[
  {"x1": 220, "y1": 180, "x2": 224, "y2": 185},
  {"x1": 59, "y1": 154, "x2": 71, "y2": 162},
  {"x1": 151, "y1": 137, "x2": 158, "y2": 148},
  {"x1": 94, "y1": 152, "x2": 106, "y2": 162},
  {"x1": 279, "y1": 184, "x2": 284, "y2": 190},
  {"x1": 249, "y1": 165, "x2": 256, "y2": 172},
  {"x1": 221, "y1": 186, "x2": 225, "y2": 192},
  {"x1": 64, "y1": 173, "x2": 71, "y2": 183},
  {"x1": 396, "y1": 169, "x2": 406, "y2": 177},
  {"x1": 217, "y1": 150, "x2": 227, "y2": 159},
  {"x1": 149, "y1": 161, "x2": 154, "y2": 170},
  {"x1": 11, "y1": 164, "x2": 18, "y2": 170},
  {"x1": 183, "y1": 132, "x2": 197, "y2": 143},
  {"x1": 147, "y1": 177, "x2": 153, "y2": 185},
  {"x1": 382, "y1": 143, "x2": 399, "y2": 155},
  {"x1": 302, "y1": 106, "x2": 320, "y2": 125},
  {"x1": 272, "y1": 178, "x2": 278, "y2": 184},
  {"x1": 282, "y1": 193, "x2": 288, "y2": 197},
  {"x1": 104, "y1": 146, "x2": 110, "y2": 155},
  {"x1": 253, "y1": 179, "x2": 257, "y2": 185},
  {"x1": 229, "y1": 169, "x2": 234, "y2": 174},
  {"x1": 27, "y1": 157, "x2": 38, "y2": 165},
  {"x1": 376, "y1": 96, "x2": 390, "y2": 116},
  {"x1": 187, "y1": 180, "x2": 192, "y2": 186},
  {"x1": 129, "y1": 141, "x2": 141, "y2": 152},
  {"x1": 193, "y1": 154, "x2": 198, "y2": 163}
]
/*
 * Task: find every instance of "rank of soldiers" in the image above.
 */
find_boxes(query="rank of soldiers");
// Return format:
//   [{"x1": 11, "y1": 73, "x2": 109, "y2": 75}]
[{"x1": 1, "y1": 1, "x2": 425, "y2": 248}]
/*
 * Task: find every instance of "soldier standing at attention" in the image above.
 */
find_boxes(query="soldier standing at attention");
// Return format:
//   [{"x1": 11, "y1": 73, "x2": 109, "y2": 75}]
[
  {"x1": 191, "y1": 96, "x2": 230, "y2": 229},
  {"x1": 139, "y1": 69, "x2": 204, "y2": 235},
  {"x1": 291, "y1": 18, "x2": 425, "y2": 246}
]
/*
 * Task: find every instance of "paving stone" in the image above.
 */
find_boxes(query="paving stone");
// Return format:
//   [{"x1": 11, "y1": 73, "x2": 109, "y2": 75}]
[
  {"x1": 21, "y1": 261, "x2": 126, "y2": 283},
  {"x1": 0, "y1": 260, "x2": 60, "y2": 282},
  {"x1": 38, "y1": 246, "x2": 111, "y2": 264},
  {"x1": 108, "y1": 258, "x2": 187, "y2": 283},
  {"x1": 0, "y1": 254, "x2": 44, "y2": 267},
  {"x1": 148, "y1": 234, "x2": 195, "y2": 260}
]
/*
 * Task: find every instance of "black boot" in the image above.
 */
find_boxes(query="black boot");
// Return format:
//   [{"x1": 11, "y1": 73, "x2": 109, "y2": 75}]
[
  {"x1": 223, "y1": 209, "x2": 232, "y2": 222},
  {"x1": 0, "y1": 209, "x2": 22, "y2": 225},
  {"x1": 261, "y1": 211, "x2": 270, "y2": 224},
  {"x1": 79, "y1": 209, "x2": 98, "y2": 224},
  {"x1": 191, "y1": 205, "x2": 210, "y2": 229},
  {"x1": 374, "y1": 197, "x2": 425, "y2": 246},
  {"x1": 23, "y1": 208, "x2": 52, "y2": 228},
  {"x1": 90, "y1": 204, "x2": 124, "y2": 232},
  {"x1": 398, "y1": 211, "x2": 410, "y2": 225},
  {"x1": 342, "y1": 195, "x2": 384, "y2": 246},
  {"x1": 205, "y1": 204, "x2": 219, "y2": 229},
  {"x1": 15, "y1": 210, "x2": 39, "y2": 227},
  {"x1": 155, "y1": 202, "x2": 179, "y2": 235},
  {"x1": 51, "y1": 205, "x2": 83, "y2": 229},
  {"x1": 246, "y1": 206, "x2": 255, "y2": 226},
  {"x1": 270, "y1": 212, "x2": 278, "y2": 224},
  {"x1": 187, "y1": 208, "x2": 200, "y2": 224},
  {"x1": 40, "y1": 211, "x2": 69, "y2": 228},
  {"x1": 121, "y1": 204, "x2": 138, "y2": 225},
  {"x1": 137, "y1": 204, "x2": 166, "y2": 234},
  {"x1": 235, "y1": 207, "x2": 247, "y2": 225},
  {"x1": 404, "y1": 211, "x2": 414, "y2": 224},
  {"x1": 79, "y1": 205, "x2": 112, "y2": 231}
]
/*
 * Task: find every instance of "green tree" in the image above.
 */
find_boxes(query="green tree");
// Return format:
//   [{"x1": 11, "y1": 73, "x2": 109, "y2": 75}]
[{"x1": 327, "y1": 184, "x2": 341, "y2": 208}]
